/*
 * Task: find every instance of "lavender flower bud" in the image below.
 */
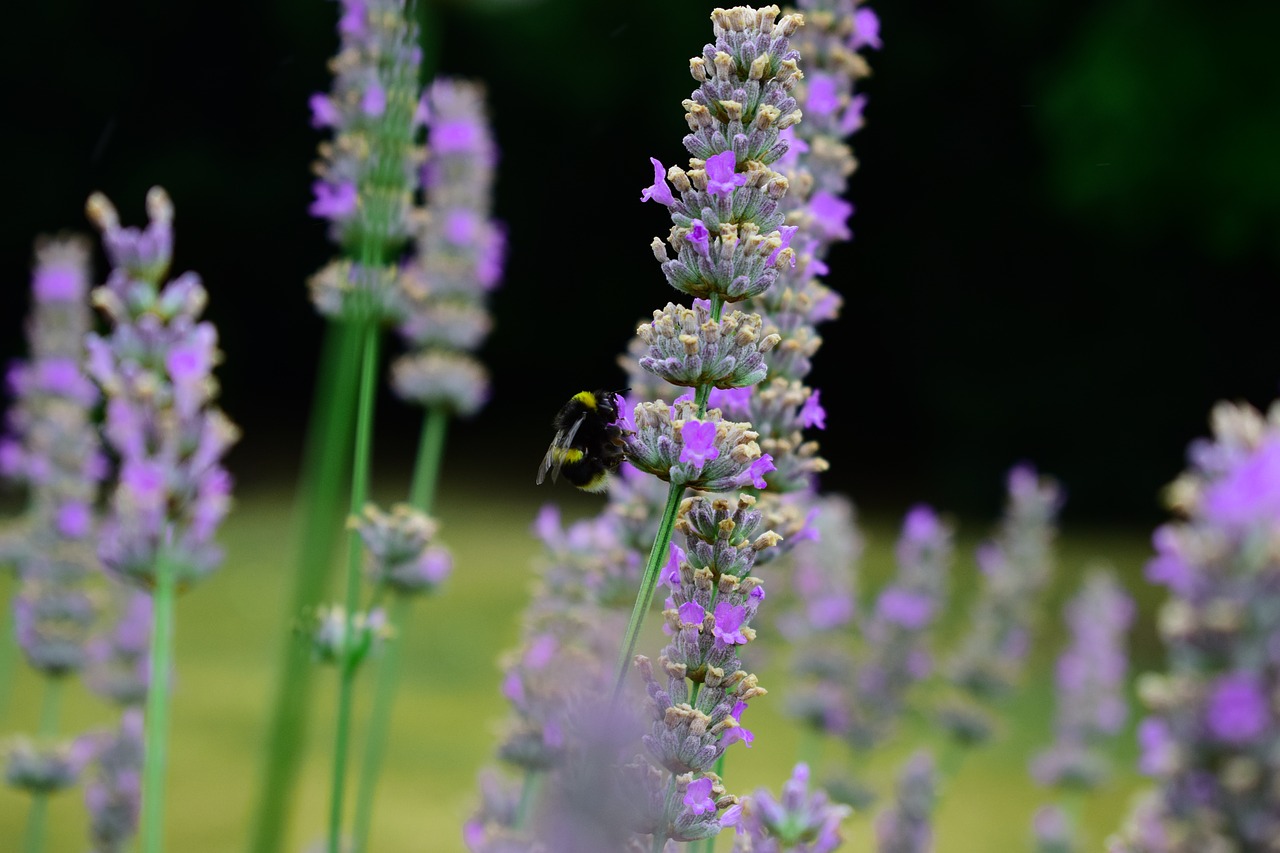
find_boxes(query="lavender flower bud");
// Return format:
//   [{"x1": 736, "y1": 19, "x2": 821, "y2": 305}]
[
  {"x1": 86, "y1": 591, "x2": 152, "y2": 707},
  {"x1": 308, "y1": 604, "x2": 390, "y2": 668},
  {"x1": 1032, "y1": 805, "x2": 1076, "y2": 853},
  {"x1": 352, "y1": 502, "x2": 452, "y2": 596},
  {"x1": 637, "y1": 301, "x2": 781, "y2": 389},
  {"x1": 86, "y1": 189, "x2": 240, "y2": 588},
  {"x1": 623, "y1": 398, "x2": 773, "y2": 491},
  {"x1": 390, "y1": 350, "x2": 490, "y2": 417},
  {"x1": 4, "y1": 735, "x2": 93, "y2": 794},
  {"x1": 728, "y1": 762, "x2": 852, "y2": 853},
  {"x1": 14, "y1": 558, "x2": 98, "y2": 676},
  {"x1": 85, "y1": 709, "x2": 144, "y2": 852},
  {"x1": 308, "y1": 261, "x2": 407, "y2": 323},
  {"x1": 1031, "y1": 568, "x2": 1133, "y2": 789},
  {"x1": 874, "y1": 752, "x2": 936, "y2": 853},
  {"x1": 676, "y1": 494, "x2": 782, "y2": 582},
  {"x1": 710, "y1": 378, "x2": 828, "y2": 491}
]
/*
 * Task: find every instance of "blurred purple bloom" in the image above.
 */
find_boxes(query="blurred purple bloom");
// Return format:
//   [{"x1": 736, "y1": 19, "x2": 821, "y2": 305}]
[
  {"x1": 808, "y1": 191, "x2": 854, "y2": 241},
  {"x1": 309, "y1": 180, "x2": 358, "y2": 220},
  {"x1": 851, "y1": 7, "x2": 883, "y2": 51},
  {"x1": 767, "y1": 224, "x2": 799, "y2": 267},
  {"x1": 806, "y1": 73, "x2": 840, "y2": 116},
  {"x1": 876, "y1": 587, "x2": 934, "y2": 630},
  {"x1": 799, "y1": 389, "x2": 826, "y2": 429},
  {"x1": 1205, "y1": 673, "x2": 1269, "y2": 744}
]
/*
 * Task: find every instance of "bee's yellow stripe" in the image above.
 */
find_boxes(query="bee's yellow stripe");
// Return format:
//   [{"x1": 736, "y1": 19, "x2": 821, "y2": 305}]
[
  {"x1": 572, "y1": 390, "x2": 598, "y2": 410},
  {"x1": 552, "y1": 447, "x2": 584, "y2": 463}
]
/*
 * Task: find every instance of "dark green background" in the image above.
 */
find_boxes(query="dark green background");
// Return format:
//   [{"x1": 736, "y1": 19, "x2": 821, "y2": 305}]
[{"x1": 2, "y1": 0, "x2": 1278, "y2": 524}]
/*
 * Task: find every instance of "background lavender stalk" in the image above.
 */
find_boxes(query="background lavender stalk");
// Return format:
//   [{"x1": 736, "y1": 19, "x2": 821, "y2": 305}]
[
  {"x1": 1108, "y1": 401, "x2": 1280, "y2": 850},
  {"x1": 351, "y1": 76, "x2": 503, "y2": 853},
  {"x1": 873, "y1": 751, "x2": 937, "y2": 853},
  {"x1": 297, "y1": 1, "x2": 431, "y2": 849},
  {"x1": 0, "y1": 236, "x2": 103, "y2": 853},
  {"x1": 85, "y1": 187, "x2": 238, "y2": 853},
  {"x1": 1030, "y1": 568, "x2": 1133, "y2": 846}
]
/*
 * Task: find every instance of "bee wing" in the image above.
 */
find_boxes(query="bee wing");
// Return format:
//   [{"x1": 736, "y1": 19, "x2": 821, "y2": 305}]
[{"x1": 535, "y1": 415, "x2": 587, "y2": 485}]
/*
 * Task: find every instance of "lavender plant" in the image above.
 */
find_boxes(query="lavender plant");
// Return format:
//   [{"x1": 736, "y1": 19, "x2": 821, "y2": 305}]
[
  {"x1": 1108, "y1": 401, "x2": 1280, "y2": 850},
  {"x1": 873, "y1": 751, "x2": 937, "y2": 853},
  {"x1": 84, "y1": 187, "x2": 238, "y2": 853},
  {"x1": 1, "y1": 236, "x2": 104, "y2": 853}
]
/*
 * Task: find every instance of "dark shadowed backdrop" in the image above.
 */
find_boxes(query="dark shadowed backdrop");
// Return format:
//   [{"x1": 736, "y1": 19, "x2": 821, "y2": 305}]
[{"x1": 2, "y1": 0, "x2": 1278, "y2": 525}]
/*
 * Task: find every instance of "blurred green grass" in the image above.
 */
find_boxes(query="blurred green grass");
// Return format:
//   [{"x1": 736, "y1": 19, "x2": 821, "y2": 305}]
[{"x1": 0, "y1": 479, "x2": 1160, "y2": 851}]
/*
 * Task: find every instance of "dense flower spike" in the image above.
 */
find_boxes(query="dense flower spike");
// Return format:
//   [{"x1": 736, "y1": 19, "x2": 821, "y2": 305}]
[
  {"x1": 85, "y1": 188, "x2": 239, "y2": 588},
  {"x1": 308, "y1": 0, "x2": 426, "y2": 259},
  {"x1": 647, "y1": 6, "x2": 805, "y2": 304},
  {"x1": 637, "y1": 300, "x2": 781, "y2": 389},
  {"x1": 874, "y1": 752, "x2": 937, "y2": 853},
  {"x1": 1031, "y1": 568, "x2": 1133, "y2": 789},
  {"x1": 1110, "y1": 401, "x2": 1280, "y2": 850},
  {"x1": 84, "y1": 710, "x2": 145, "y2": 853},
  {"x1": 728, "y1": 762, "x2": 852, "y2": 852},
  {"x1": 392, "y1": 78, "x2": 504, "y2": 415},
  {"x1": 624, "y1": 399, "x2": 772, "y2": 491},
  {"x1": 947, "y1": 465, "x2": 1063, "y2": 703},
  {"x1": 4, "y1": 736, "x2": 93, "y2": 794},
  {"x1": 391, "y1": 350, "x2": 490, "y2": 416}
]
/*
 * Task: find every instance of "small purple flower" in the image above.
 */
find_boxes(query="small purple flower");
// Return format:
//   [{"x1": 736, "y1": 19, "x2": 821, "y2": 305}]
[
  {"x1": 662, "y1": 542, "x2": 685, "y2": 588},
  {"x1": 876, "y1": 587, "x2": 935, "y2": 630},
  {"x1": 641, "y1": 157, "x2": 674, "y2": 206},
  {"x1": 809, "y1": 191, "x2": 854, "y2": 241},
  {"x1": 806, "y1": 73, "x2": 840, "y2": 116},
  {"x1": 704, "y1": 150, "x2": 747, "y2": 197},
  {"x1": 1137, "y1": 717, "x2": 1175, "y2": 776},
  {"x1": 851, "y1": 7, "x2": 883, "y2": 51},
  {"x1": 712, "y1": 602, "x2": 748, "y2": 646},
  {"x1": 707, "y1": 385, "x2": 753, "y2": 417},
  {"x1": 56, "y1": 501, "x2": 93, "y2": 539},
  {"x1": 309, "y1": 93, "x2": 340, "y2": 128},
  {"x1": 743, "y1": 454, "x2": 776, "y2": 489},
  {"x1": 361, "y1": 78, "x2": 386, "y2": 116},
  {"x1": 766, "y1": 224, "x2": 799, "y2": 267},
  {"x1": 431, "y1": 119, "x2": 480, "y2": 153},
  {"x1": 799, "y1": 389, "x2": 826, "y2": 429},
  {"x1": 687, "y1": 219, "x2": 711, "y2": 256},
  {"x1": 309, "y1": 180, "x2": 358, "y2": 220},
  {"x1": 679, "y1": 420, "x2": 720, "y2": 467},
  {"x1": 684, "y1": 776, "x2": 715, "y2": 816},
  {"x1": 678, "y1": 601, "x2": 706, "y2": 627},
  {"x1": 839, "y1": 93, "x2": 868, "y2": 136},
  {"x1": 1201, "y1": 435, "x2": 1280, "y2": 528},
  {"x1": 721, "y1": 701, "x2": 755, "y2": 748},
  {"x1": 1205, "y1": 673, "x2": 1269, "y2": 744}
]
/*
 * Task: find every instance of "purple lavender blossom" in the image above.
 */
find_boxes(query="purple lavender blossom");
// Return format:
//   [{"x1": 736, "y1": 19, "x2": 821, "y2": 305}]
[
  {"x1": 353, "y1": 502, "x2": 452, "y2": 597},
  {"x1": 1031, "y1": 569, "x2": 1133, "y2": 789},
  {"x1": 84, "y1": 709, "x2": 144, "y2": 852},
  {"x1": 85, "y1": 188, "x2": 239, "y2": 588},
  {"x1": 729, "y1": 763, "x2": 851, "y2": 853},
  {"x1": 642, "y1": 157, "x2": 675, "y2": 206},
  {"x1": 1118, "y1": 400, "x2": 1280, "y2": 848},
  {"x1": 874, "y1": 752, "x2": 936, "y2": 853}
]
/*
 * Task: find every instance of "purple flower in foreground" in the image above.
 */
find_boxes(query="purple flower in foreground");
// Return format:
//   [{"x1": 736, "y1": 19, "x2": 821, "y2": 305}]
[
  {"x1": 704, "y1": 150, "x2": 747, "y2": 197},
  {"x1": 712, "y1": 602, "x2": 749, "y2": 646},
  {"x1": 679, "y1": 420, "x2": 720, "y2": 467},
  {"x1": 641, "y1": 157, "x2": 674, "y2": 206},
  {"x1": 684, "y1": 777, "x2": 715, "y2": 816},
  {"x1": 721, "y1": 701, "x2": 755, "y2": 749}
]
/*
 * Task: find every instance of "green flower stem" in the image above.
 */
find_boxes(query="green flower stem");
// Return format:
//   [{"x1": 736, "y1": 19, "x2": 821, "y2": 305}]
[
  {"x1": 22, "y1": 677, "x2": 64, "y2": 853},
  {"x1": 612, "y1": 479, "x2": 686, "y2": 704},
  {"x1": 249, "y1": 318, "x2": 360, "y2": 853},
  {"x1": 22, "y1": 794, "x2": 48, "y2": 853},
  {"x1": 350, "y1": 594, "x2": 411, "y2": 853},
  {"x1": 327, "y1": 321, "x2": 382, "y2": 853},
  {"x1": 409, "y1": 405, "x2": 449, "y2": 513},
  {"x1": 0, "y1": 601, "x2": 15, "y2": 720},
  {"x1": 142, "y1": 553, "x2": 177, "y2": 853},
  {"x1": 514, "y1": 769, "x2": 542, "y2": 829}
]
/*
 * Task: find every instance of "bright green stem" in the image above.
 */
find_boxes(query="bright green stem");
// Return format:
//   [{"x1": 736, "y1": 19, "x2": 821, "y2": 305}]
[
  {"x1": 142, "y1": 555, "x2": 177, "y2": 853},
  {"x1": 22, "y1": 794, "x2": 48, "y2": 853},
  {"x1": 327, "y1": 323, "x2": 382, "y2": 853},
  {"x1": 409, "y1": 406, "x2": 448, "y2": 513},
  {"x1": 514, "y1": 770, "x2": 542, "y2": 829},
  {"x1": 0, "y1": 597, "x2": 15, "y2": 720},
  {"x1": 21, "y1": 677, "x2": 64, "y2": 853},
  {"x1": 612, "y1": 481, "x2": 686, "y2": 703},
  {"x1": 248, "y1": 319, "x2": 361, "y2": 853},
  {"x1": 350, "y1": 595, "x2": 411, "y2": 853}
]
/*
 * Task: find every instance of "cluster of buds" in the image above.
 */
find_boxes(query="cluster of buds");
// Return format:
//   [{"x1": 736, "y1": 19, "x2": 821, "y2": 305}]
[
  {"x1": 352, "y1": 502, "x2": 452, "y2": 597},
  {"x1": 85, "y1": 188, "x2": 239, "y2": 589},
  {"x1": 725, "y1": 762, "x2": 852, "y2": 852},
  {"x1": 1109, "y1": 401, "x2": 1280, "y2": 850},
  {"x1": 392, "y1": 79, "x2": 505, "y2": 415},
  {"x1": 623, "y1": 398, "x2": 775, "y2": 491},
  {"x1": 873, "y1": 752, "x2": 937, "y2": 853}
]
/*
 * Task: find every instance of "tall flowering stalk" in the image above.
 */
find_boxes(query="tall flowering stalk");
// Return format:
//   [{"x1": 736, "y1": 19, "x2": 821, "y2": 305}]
[
  {"x1": 1108, "y1": 401, "x2": 1280, "y2": 850},
  {"x1": 83, "y1": 187, "x2": 237, "y2": 853},
  {"x1": 347, "y1": 76, "x2": 503, "y2": 853},
  {"x1": 251, "y1": 0, "x2": 430, "y2": 847},
  {"x1": 1, "y1": 236, "x2": 103, "y2": 853},
  {"x1": 874, "y1": 751, "x2": 937, "y2": 853},
  {"x1": 726, "y1": 762, "x2": 852, "y2": 852}
]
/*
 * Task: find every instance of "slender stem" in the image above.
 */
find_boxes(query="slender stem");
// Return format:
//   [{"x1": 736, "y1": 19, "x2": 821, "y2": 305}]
[
  {"x1": 514, "y1": 770, "x2": 542, "y2": 829},
  {"x1": 350, "y1": 595, "x2": 411, "y2": 853},
  {"x1": 409, "y1": 406, "x2": 448, "y2": 513},
  {"x1": 22, "y1": 793, "x2": 48, "y2": 853},
  {"x1": 0, "y1": 600, "x2": 15, "y2": 721},
  {"x1": 142, "y1": 554, "x2": 177, "y2": 853},
  {"x1": 612, "y1": 481, "x2": 686, "y2": 703},
  {"x1": 328, "y1": 322, "x2": 382, "y2": 853},
  {"x1": 249, "y1": 318, "x2": 361, "y2": 853}
]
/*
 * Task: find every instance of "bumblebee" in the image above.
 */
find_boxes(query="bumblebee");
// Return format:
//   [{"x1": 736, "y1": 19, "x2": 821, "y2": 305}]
[{"x1": 536, "y1": 389, "x2": 626, "y2": 493}]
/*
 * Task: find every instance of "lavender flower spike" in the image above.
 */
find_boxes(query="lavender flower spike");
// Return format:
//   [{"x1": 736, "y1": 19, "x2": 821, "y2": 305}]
[
  {"x1": 648, "y1": 6, "x2": 806, "y2": 304},
  {"x1": 85, "y1": 188, "x2": 239, "y2": 588},
  {"x1": 875, "y1": 751, "x2": 937, "y2": 853},
  {"x1": 728, "y1": 762, "x2": 852, "y2": 853},
  {"x1": 1111, "y1": 400, "x2": 1280, "y2": 849}
]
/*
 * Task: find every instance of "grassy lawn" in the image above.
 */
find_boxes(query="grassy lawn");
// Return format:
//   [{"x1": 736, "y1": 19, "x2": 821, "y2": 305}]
[{"x1": 0, "y1": 478, "x2": 1160, "y2": 851}]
